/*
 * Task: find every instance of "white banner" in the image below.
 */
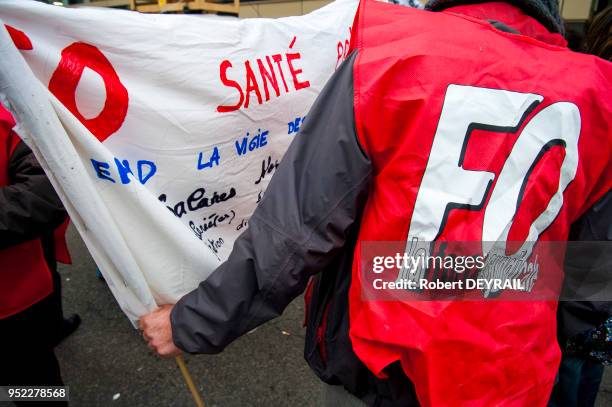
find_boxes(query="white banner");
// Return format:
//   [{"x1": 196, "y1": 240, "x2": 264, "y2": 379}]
[{"x1": 0, "y1": 0, "x2": 357, "y2": 322}]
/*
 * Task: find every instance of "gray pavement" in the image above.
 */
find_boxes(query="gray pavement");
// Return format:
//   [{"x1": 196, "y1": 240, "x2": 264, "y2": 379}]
[{"x1": 32, "y1": 226, "x2": 612, "y2": 406}]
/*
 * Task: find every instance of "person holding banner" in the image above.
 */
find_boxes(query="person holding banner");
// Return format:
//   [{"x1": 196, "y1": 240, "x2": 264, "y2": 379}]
[
  {"x1": 0, "y1": 102, "x2": 76, "y2": 406},
  {"x1": 141, "y1": 0, "x2": 612, "y2": 406}
]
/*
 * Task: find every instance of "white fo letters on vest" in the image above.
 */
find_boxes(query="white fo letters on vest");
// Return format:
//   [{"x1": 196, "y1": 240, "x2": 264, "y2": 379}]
[{"x1": 398, "y1": 84, "x2": 581, "y2": 284}]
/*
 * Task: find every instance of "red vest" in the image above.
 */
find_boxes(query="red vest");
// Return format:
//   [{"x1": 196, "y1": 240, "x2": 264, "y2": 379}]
[
  {"x1": 349, "y1": 2, "x2": 612, "y2": 406},
  {"x1": 0, "y1": 104, "x2": 53, "y2": 319}
]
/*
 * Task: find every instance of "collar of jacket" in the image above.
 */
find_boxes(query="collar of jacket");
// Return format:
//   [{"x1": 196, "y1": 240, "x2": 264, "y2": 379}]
[{"x1": 439, "y1": 2, "x2": 567, "y2": 47}]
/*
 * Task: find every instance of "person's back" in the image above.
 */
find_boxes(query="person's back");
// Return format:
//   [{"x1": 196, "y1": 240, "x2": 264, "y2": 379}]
[
  {"x1": 348, "y1": 2, "x2": 612, "y2": 405},
  {"x1": 350, "y1": 2, "x2": 612, "y2": 405}
]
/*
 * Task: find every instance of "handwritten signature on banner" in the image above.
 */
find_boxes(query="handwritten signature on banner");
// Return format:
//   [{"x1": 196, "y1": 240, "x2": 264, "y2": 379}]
[
  {"x1": 190, "y1": 210, "x2": 237, "y2": 240},
  {"x1": 158, "y1": 187, "x2": 238, "y2": 219}
]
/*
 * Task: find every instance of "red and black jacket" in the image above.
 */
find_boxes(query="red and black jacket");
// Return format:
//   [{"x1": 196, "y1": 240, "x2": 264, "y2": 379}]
[
  {"x1": 171, "y1": 2, "x2": 612, "y2": 406},
  {"x1": 0, "y1": 103, "x2": 68, "y2": 319}
]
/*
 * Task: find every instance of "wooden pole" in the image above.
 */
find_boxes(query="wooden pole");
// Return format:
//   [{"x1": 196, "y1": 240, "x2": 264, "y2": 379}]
[{"x1": 175, "y1": 354, "x2": 206, "y2": 407}]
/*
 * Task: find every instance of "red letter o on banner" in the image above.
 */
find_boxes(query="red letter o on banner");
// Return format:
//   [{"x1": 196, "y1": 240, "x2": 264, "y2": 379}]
[{"x1": 49, "y1": 42, "x2": 128, "y2": 143}]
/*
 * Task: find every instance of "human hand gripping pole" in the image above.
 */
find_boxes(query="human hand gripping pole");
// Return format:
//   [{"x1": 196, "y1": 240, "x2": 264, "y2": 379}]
[{"x1": 139, "y1": 304, "x2": 181, "y2": 357}]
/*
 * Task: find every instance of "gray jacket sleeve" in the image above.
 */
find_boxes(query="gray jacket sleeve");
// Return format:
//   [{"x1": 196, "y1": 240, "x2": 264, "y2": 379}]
[{"x1": 171, "y1": 51, "x2": 371, "y2": 354}]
